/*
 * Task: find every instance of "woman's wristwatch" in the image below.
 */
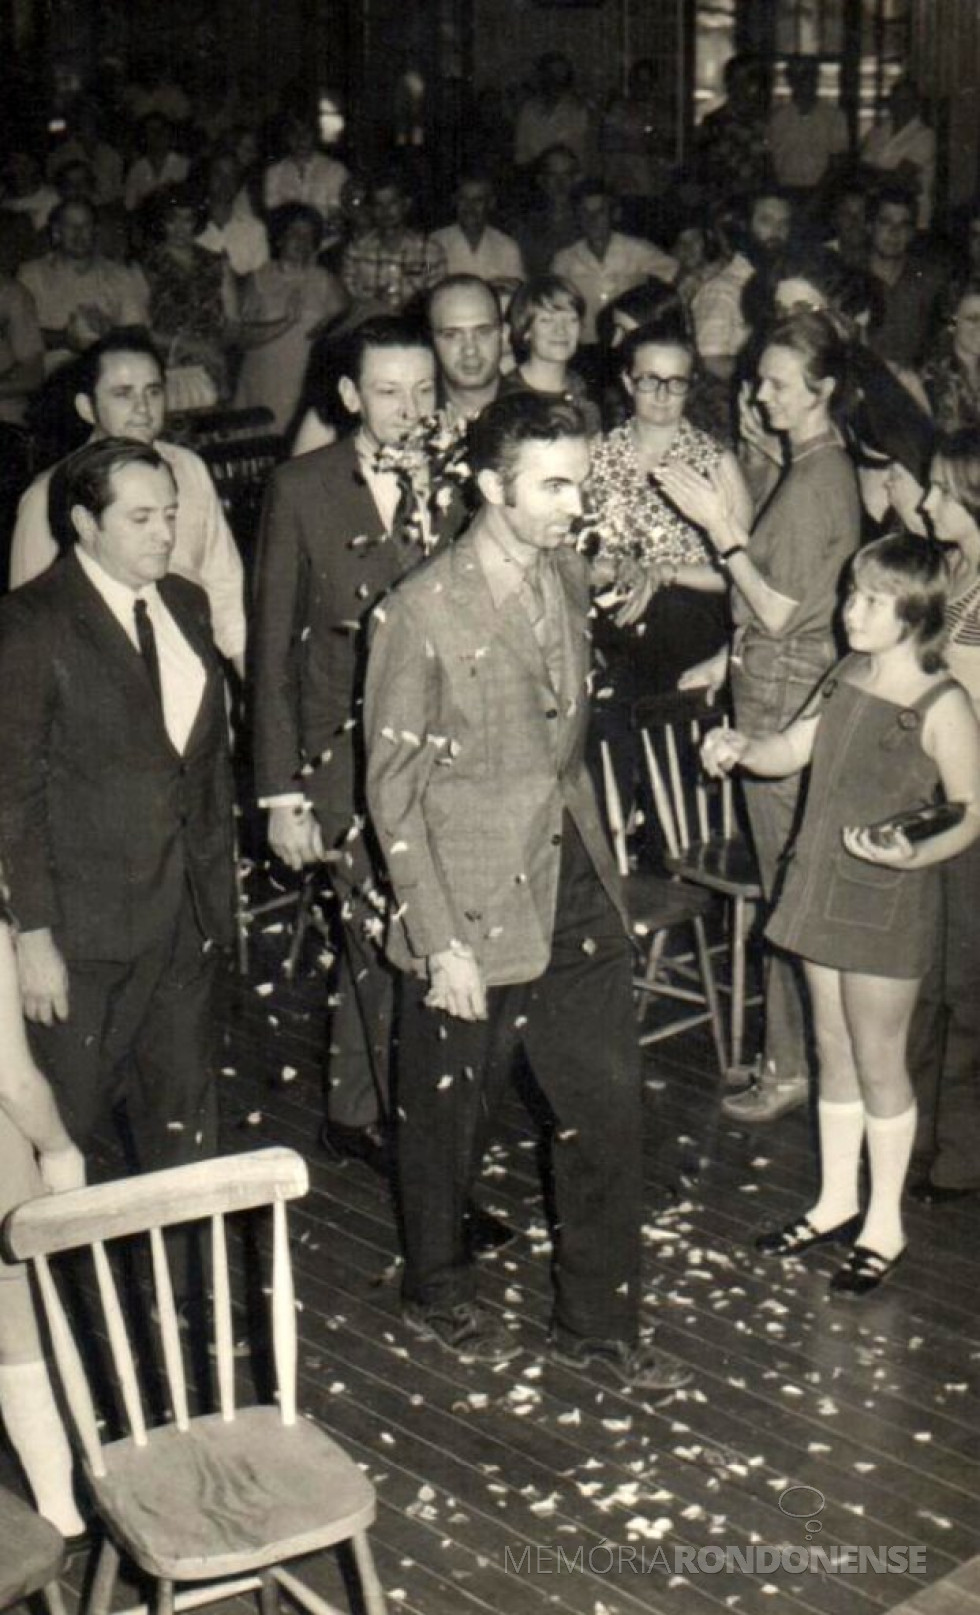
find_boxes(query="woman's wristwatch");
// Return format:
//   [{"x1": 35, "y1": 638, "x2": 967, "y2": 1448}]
[{"x1": 717, "y1": 544, "x2": 748, "y2": 569}]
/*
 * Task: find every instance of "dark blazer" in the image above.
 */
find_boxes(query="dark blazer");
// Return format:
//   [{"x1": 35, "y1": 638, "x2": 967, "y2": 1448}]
[
  {"x1": 251, "y1": 434, "x2": 464, "y2": 832},
  {"x1": 0, "y1": 551, "x2": 235, "y2": 961},
  {"x1": 365, "y1": 519, "x2": 628, "y2": 986}
]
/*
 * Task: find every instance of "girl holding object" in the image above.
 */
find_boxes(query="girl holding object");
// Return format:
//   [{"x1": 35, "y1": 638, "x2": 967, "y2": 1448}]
[{"x1": 702, "y1": 531, "x2": 980, "y2": 1295}]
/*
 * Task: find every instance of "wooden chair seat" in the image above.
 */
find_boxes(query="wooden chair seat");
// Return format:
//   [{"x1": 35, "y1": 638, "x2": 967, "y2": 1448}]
[
  {"x1": 624, "y1": 871, "x2": 716, "y2": 932},
  {"x1": 92, "y1": 1409, "x2": 375, "y2": 1581},
  {"x1": 664, "y1": 837, "x2": 762, "y2": 899},
  {"x1": 0, "y1": 1487, "x2": 65, "y2": 1612}
]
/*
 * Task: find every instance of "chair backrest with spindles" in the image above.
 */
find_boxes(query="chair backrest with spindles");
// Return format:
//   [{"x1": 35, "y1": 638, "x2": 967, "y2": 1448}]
[
  {"x1": 633, "y1": 691, "x2": 736, "y2": 852},
  {"x1": 2, "y1": 1149, "x2": 308, "y2": 1479}
]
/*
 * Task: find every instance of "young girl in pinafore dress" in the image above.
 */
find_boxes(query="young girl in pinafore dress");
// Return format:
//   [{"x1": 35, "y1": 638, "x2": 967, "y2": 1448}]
[{"x1": 703, "y1": 531, "x2": 980, "y2": 1296}]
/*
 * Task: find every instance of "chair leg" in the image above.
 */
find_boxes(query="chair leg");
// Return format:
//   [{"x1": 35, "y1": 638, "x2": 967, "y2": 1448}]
[
  {"x1": 258, "y1": 1572, "x2": 280, "y2": 1615},
  {"x1": 351, "y1": 1529, "x2": 387, "y2": 1615},
  {"x1": 730, "y1": 896, "x2": 748, "y2": 1070},
  {"x1": 86, "y1": 1537, "x2": 120, "y2": 1615},
  {"x1": 692, "y1": 915, "x2": 727, "y2": 1076},
  {"x1": 44, "y1": 1582, "x2": 68, "y2": 1615},
  {"x1": 155, "y1": 1581, "x2": 175, "y2": 1615},
  {"x1": 636, "y1": 930, "x2": 668, "y2": 1024}
]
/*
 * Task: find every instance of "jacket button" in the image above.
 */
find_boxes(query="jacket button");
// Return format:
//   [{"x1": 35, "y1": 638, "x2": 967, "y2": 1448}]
[
  {"x1": 551, "y1": 832, "x2": 562, "y2": 846},
  {"x1": 545, "y1": 707, "x2": 559, "y2": 720},
  {"x1": 179, "y1": 812, "x2": 188, "y2": 828}
]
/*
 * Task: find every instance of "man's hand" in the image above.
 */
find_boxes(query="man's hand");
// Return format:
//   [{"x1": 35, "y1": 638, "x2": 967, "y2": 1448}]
[
  {"x1": 16, "y1": 928, "x2": 70, "y2": 1025},
  {"x1": 268, "y1": 803, "x2": 326, "y2": 870},
  {"x1": 38, "y1": 1142, "x2": 86, "y2": 1194},
  {"x1": 426, "y1": 946, "x2": 488, "y2": 1021}
]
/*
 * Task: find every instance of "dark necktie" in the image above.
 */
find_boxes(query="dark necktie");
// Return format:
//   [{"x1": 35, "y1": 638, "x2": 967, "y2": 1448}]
[{"x1": 133, "y1": 598, "x2": 163, "y2": 708}]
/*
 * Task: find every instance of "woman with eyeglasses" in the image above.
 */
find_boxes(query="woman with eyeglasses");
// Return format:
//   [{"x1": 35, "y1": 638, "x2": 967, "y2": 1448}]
[
  {"x1": 589, "y1": 308, "x2": 751, "y2": 695},
  {"x1": 884, "y1": 430, "x2": 980, "y2": 1202},
  {"x1": 657, "y1": 310, "x2": 862, "y2": 1118}
]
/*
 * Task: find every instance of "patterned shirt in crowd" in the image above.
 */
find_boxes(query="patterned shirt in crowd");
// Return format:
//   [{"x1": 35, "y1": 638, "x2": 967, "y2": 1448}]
[
  {"x1": 589, "y1": 419, "x2": 725, "y2": 566},
  {"x1": 341, "y1": 229, "x2": 447, "y2": 311},
  {"x1": 945, "y1": 574, "x2": 980, "y2": 718},
  {"x1": 921, "y1": 352, "x2": 980, "y2": 435}
]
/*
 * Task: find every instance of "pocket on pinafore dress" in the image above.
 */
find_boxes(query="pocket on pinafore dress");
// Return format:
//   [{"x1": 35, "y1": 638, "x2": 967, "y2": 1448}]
[{"x1": 823, "y1": 850, "x2": 904, "y2": 932}]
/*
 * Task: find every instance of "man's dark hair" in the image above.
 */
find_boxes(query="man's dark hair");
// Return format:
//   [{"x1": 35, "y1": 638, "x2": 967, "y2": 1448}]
[
  {"x1": 266, "y1": 201, "x2": 323, "y2": 258},
  {"x1": 572, "y1": 178, "x2": 616, "y2": 210},
  {"x1": 339, "y1": 314, "x2": 433, "y2": 386},
  {"x1": 426, "y1": 275, "x2": 501, "y2": 329},
  {"x1": 75, "y1": 327, "x2": 165, "y2": 401},
  {"x1": 63, "y1": 436, "x2": 171, "y2": 523},
  {"x1": 868, "y1": 184, "x2": 917, "y2": 225},
  {"x1": 469, "y1": 391, "x2": 586, "y2": 484}
]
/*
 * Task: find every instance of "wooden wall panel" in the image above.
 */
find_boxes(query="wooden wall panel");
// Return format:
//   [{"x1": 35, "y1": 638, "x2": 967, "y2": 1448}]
[{"x1": 910, "y1": 0, "x2": 980, "y2": 207}]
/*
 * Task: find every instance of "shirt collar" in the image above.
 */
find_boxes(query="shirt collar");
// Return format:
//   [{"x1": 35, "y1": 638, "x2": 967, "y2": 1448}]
[
  {"x1": 473, "y1": 512, "x2": 540, "y2": 610},
  {"x1": 76, "y1": 545, "x2": 158, "y2": 619}
]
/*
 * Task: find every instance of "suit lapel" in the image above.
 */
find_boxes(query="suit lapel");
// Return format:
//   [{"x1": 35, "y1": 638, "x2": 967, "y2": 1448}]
[{"x1": 63, "y1": 552, "x2": 165, "y2": 721}]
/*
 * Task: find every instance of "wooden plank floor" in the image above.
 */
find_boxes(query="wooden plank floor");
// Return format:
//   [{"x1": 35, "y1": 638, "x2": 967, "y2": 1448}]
[{"x1": 5, "y1": 905, "x2": 980, "y2": 1615}]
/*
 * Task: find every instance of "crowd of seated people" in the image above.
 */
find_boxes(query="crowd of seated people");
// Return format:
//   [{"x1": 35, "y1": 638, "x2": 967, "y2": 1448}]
[{"x1": 2, "y1": 41, "x2": 980, "y2": 1525}]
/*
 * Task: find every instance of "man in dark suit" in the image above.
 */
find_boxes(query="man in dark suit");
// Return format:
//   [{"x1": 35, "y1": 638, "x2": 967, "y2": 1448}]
[
  {"x1": 365, "y1": 393, "x2": 690, "y2": 1388},
  {"x1": 253, "y1": 315, "x2": 458, "y2": 1170},
  {"x1": 0, "y1": 438, "x2": 235, "y2": 1246}
]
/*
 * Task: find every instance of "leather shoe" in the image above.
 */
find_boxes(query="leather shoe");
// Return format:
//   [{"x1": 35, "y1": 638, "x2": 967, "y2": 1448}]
[
  {"x1": 829, "y1": 1244, "x2": 905, "y2": 1298},
  {"x1": 756, "y1": 1212, "x2": 861, "y2": 1257},
  {"x1": 464, "y1": 1201, "x2": 518, "y2": 1256},
  {"x1": 908, "y1": 1179, "x2": 977, "y2": 1206},
  {"x1": 722, "y1": 1074, "x2": 809, "y2": 1123},
  {"x1": 319, "y1": 1120, "x2": 389, "y2": 1176}
]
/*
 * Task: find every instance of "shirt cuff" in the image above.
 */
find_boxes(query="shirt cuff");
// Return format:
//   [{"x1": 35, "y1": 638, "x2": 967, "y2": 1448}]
[{"x1": 259, "y1": 793, "x2": 309, "y2": 809}]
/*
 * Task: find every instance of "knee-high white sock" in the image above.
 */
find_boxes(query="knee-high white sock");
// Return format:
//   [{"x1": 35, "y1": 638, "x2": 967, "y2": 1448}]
[
  {"x1": 808, "y1": 1098, "x2": 866, "y2": 1230},
  {"x1": 859, "y1": 1104, "x2": 917, "y2": 1260},
  {"x1": 0, "y1": 1359, "x2": 85, "y2": 1534}
]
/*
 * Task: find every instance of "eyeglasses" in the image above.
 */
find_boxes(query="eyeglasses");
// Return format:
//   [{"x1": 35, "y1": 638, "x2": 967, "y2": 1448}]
[{"x1": 631, "y1": 373, "x2": 691, "y2": 396}]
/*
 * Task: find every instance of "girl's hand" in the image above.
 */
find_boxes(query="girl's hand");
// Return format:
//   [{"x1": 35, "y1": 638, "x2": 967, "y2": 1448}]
[
  {"x1": 654, "y1": 463, "x2": 726, "y2": 537},
  {"x1": 701, "y1": 726, "x2": 749, "y2": 778},
  {"x1": 842, "y1": 825, "x2": 917, "y2": 868},
  {"x1": 611, "y1": 555, "x2": 656, "y2": 626},
  {"x1": 883, "y1": 461, "x2": 927, "y2": 533},
  {"x1": 678, "y1": 647, "x2": 728, "y2": 702}
]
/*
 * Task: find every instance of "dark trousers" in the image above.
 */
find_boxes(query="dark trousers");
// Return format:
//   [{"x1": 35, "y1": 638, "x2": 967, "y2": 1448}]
[
  {"x1": 395, "y1": 819, "x2": 643, "y2": 1344},
  {"x1": 29, "y1": 890, "x2": 219, "y2": 1298},
  {"x1": 321, "y1": 814, "x2": 395, "y2": 1129},
  {"x1": 908, "y1": 833, "x2": 980, "y2": 1188}
]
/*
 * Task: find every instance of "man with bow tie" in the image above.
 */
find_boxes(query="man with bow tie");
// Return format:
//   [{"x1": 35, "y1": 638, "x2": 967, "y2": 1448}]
[
  {"x1": 253, "y1": 314, "x2": 470, "y2": 1173},
  {"x1": 0, "y1": 437, "x2": 235, "y2": 1200},
  {"x1": 365, "y1": 392, "x2": 691, "y2": 1388}
]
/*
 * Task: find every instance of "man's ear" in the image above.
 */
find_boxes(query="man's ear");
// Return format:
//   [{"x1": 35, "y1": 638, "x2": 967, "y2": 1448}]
[
  {"x1": 477, "y1": 466, "x2": 506, "y2": 506},
  {"x1": 75, "y1": 392, "x2": 96, "y2": 429},
  {"x1": 338, "y1": 375, "x2": 361, "y2": 418},
  {"x1": 70, "y1": 503, "x2": 99, "y2": 549}
]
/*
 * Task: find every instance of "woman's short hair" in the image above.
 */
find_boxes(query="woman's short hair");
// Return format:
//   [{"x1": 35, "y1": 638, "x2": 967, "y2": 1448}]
[
  {"x1": 618, "y1": 313, "x2": 697, "y2": 381},
  {"x1": 851, "y1": 527, "x2": 949, "y2": 671},
  {"x1": 507, "y1": 274, "x2": 585, "y2": 363},
  {"x1": 152, "y1": 183, "x2": 208, "y2": 240},
  {"x1": 762, "y1": 308, "x2": 855, "y2": 415}
]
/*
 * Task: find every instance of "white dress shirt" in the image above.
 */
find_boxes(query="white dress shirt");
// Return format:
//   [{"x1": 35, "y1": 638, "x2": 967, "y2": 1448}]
[
  {"x1": 9, "y1": 438, "x2": 246, "y2": 662},
  {"x1": 426, "y1": 223, "x2": 525, "y2": 282},
  {"x1": 75, "y1": 546, "x2": 206, "y2": 754},
  {"x1": 551, "y1": 232, "x2": 678, "y2": 342}
]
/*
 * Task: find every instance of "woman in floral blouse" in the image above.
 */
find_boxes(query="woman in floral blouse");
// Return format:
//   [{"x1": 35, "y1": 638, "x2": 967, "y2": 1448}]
[{"x1": 590, "y1": 308, "x2": 751, "y2": 695}]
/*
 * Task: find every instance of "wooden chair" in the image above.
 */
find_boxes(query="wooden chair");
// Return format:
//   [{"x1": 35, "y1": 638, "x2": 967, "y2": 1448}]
[
  {"x1": 3, "y1": 1149, "x2": 385, "y2": 1615},
  {"x1": 0, "y1": 1486, "x2": 66, "y2": 1615},
  {"x1": 600, "y1": 741, "x2": 727, "y2": 1072},
  {"x1": 633, "y1": 690, "x2": 762, "y2": 1072}
]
